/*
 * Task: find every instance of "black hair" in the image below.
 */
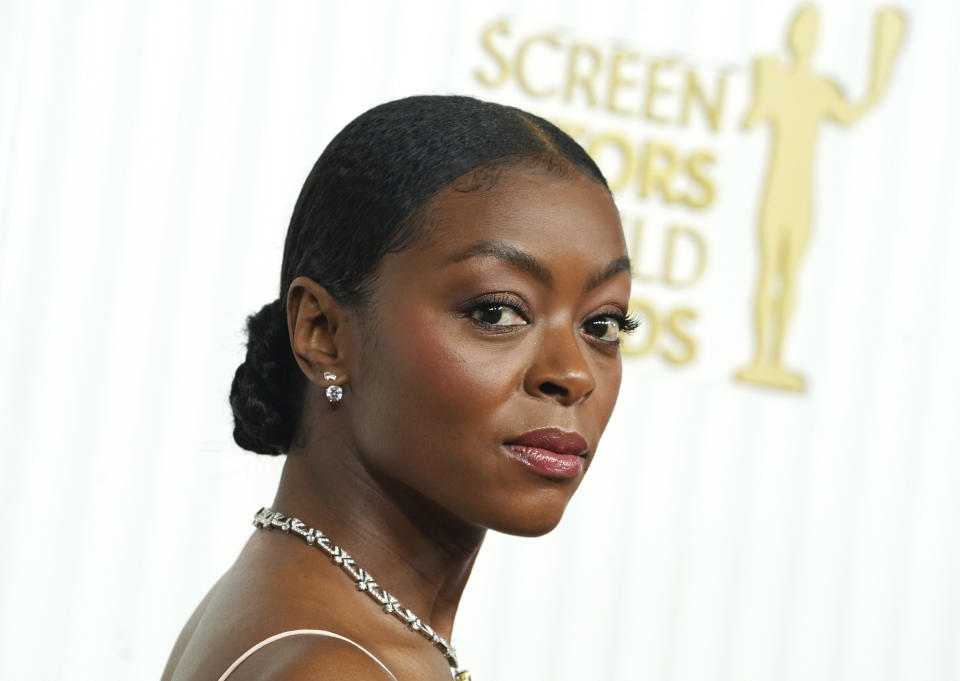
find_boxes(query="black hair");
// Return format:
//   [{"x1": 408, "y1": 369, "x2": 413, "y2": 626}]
[{"x1": 229, "y1": 95, "x2": 609, "y2": 455}]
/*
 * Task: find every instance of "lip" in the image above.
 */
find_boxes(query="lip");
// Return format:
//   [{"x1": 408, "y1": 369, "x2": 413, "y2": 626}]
[{"x1": 503, "y1": 428, "x2": 589, "y2": 479}]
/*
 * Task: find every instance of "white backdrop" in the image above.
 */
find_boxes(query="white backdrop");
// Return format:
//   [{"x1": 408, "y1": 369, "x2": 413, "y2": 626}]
[{"x1": 1, "y1": 1, "x2": 958, "y2": 680}]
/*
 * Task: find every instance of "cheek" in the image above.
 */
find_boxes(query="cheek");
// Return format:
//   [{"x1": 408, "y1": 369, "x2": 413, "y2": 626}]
[
  {"x1": 356, "y1": 311, "x2": 520, "y2": 445},
  {"x1": 404, "y1": 323, "x2": 519, "y2": 423},
  {"x1": 597, "y1": 361, "x2": 623, "y2": 426}
]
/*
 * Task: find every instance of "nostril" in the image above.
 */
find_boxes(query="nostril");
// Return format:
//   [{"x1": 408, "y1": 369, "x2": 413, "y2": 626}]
[{"x1": 539, "y1": 381, "x2": 568, "y2": 397}]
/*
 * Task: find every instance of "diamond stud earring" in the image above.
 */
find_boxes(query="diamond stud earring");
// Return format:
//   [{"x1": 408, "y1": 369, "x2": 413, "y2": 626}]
[{"x1": 323, "y1": 371, "x2": 342, "y2": 404}]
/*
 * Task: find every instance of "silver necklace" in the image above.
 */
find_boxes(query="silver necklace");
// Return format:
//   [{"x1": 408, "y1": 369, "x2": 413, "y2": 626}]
[{"x1": 253, "y1": 507, "x2": 471, "y2": 681}]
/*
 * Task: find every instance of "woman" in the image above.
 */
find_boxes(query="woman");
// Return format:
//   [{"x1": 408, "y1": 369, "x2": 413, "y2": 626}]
[{"x1": 161, "y1": 95, "x2": 635, "y2": 681}]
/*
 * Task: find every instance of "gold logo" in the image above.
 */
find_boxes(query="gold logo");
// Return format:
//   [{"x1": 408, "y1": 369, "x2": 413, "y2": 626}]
[
  {"x1": 471, "y1": 6, "x2": 906, "y2": 390},
  {"x1": 735, "y1": 5, "x2": 905, "y2": 392}
]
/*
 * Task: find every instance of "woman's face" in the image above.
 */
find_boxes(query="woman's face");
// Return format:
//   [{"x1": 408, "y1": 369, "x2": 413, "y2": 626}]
[{"x1": 344, "y1": 167, "x2": 630, "y2": 537}]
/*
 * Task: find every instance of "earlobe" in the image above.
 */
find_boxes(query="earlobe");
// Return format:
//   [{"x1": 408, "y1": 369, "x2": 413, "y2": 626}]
[{"x1": 286, "y1": 276, "x2": 349, "y2": 386}]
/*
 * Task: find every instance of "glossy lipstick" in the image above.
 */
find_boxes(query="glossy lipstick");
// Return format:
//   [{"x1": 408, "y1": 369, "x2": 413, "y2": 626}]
[{"x1": 504, "y1": 428, "x2": 589, "y2": 479}]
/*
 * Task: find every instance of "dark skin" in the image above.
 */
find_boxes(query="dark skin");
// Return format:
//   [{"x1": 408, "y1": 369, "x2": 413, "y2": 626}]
[{"x1": 161, "y1": 168, "x2": 631, "y2": 681}]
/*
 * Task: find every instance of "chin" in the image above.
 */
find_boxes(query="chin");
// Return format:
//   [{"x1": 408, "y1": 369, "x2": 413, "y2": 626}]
[{"x1": 481, "y1": 489, "x2": 573, "y2": 537}]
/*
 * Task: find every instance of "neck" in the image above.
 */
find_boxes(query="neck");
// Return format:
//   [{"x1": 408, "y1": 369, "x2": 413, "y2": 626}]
[{"x1": 273, "y1": 438, "x2": 486, "y2": 641}]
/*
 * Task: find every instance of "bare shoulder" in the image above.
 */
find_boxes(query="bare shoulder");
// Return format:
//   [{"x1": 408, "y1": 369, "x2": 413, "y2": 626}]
[
  {"x1": 161, "y1": 577, "x2": 222, "y2": 681},
  {"x1": 225, "y1": 632, "x2": 398, "y2": 681}
]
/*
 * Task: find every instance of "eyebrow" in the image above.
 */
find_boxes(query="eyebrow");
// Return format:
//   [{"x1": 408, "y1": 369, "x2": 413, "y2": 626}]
[
  {"x1": 446, "y1": 239, "x2": 632, "y2": 291},
  {"x1": 585, "y1": 255, "x2": 632, "y2": 290}
]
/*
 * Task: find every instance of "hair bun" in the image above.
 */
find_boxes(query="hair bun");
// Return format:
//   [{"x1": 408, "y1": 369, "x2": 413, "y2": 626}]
[{"x1": 229, "y1": 298, "x2": 303, "y2": 455}]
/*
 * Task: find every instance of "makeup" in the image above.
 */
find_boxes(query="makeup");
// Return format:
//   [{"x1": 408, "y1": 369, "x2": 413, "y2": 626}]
[{"x1": 504, "y1": 428, "x2": 588, "y2": 479}]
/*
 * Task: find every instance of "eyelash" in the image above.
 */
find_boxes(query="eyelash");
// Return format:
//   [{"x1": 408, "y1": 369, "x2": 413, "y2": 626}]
[
  {"x1": 460, "y1": 294, "x2": 640, "y2": 344},
  {"x1": 598, "y1": 312, "x2": 641, "y2": 336},
  {"x1": 460, "y1": 294, "x2": 530, "y2": 332}
]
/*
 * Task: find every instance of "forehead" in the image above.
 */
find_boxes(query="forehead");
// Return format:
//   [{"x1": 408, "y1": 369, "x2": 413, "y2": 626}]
[{"x1": 416, "y1": 168, "x2": 625, "y2": 260}]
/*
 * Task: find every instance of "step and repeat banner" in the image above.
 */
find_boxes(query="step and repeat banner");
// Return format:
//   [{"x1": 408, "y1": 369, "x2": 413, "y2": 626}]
[{"x1": 0, "y1": 1, "x2": 957, "y2": 680}]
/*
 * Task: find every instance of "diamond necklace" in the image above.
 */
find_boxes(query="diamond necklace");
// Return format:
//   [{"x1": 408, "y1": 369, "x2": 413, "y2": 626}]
[{"x1": 253, "y1": 507, "x2": 471, "y2": 681}]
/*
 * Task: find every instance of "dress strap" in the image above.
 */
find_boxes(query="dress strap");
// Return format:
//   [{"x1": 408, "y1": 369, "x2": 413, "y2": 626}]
[{"x1": 217, "y1": 629, "x2": 398, "y2": 681}]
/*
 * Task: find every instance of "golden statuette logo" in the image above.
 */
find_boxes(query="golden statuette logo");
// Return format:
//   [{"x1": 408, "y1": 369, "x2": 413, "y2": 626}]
[{"x1": 735, "y1": 5, "x2": 905, "y2": 391}]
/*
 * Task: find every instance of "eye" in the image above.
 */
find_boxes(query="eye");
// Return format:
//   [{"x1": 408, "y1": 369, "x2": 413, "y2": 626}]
[
  {"x1": 582, "y1": 312, "x2": 639, "y2": 344},
  {"x1": 584, "y1": 317, "x2": 621, "y2": 342},
  {"x1": 468, "y1": 303, "x2": 528, "y2": 328}
]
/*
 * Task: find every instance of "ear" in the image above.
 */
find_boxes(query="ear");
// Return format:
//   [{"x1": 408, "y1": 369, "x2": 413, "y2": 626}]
[{"x1": 286, "y1": 276, "x2": 349, "y2": 386}]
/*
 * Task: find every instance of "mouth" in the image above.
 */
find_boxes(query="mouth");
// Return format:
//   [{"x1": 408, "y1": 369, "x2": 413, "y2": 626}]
[{"x1": 503, "y1": 428, "x2": 589, "y2": 479}]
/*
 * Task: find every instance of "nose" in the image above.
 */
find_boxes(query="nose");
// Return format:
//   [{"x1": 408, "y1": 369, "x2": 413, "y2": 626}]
[{"x1": 522, "y1": 324, "x2": 596, "y2": 406}]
